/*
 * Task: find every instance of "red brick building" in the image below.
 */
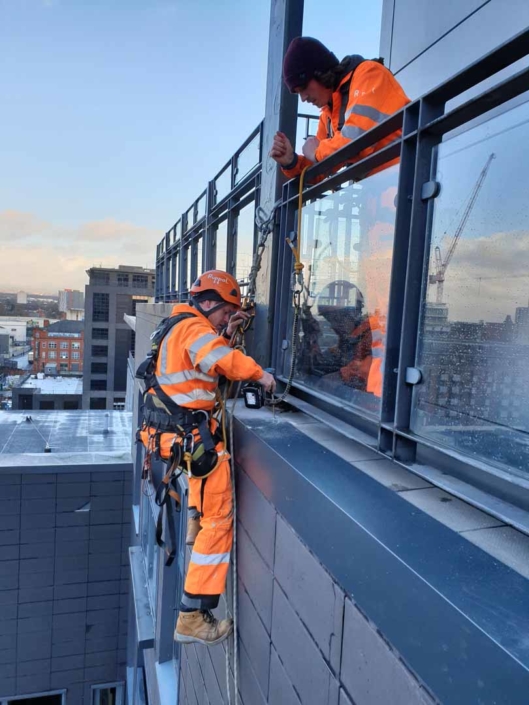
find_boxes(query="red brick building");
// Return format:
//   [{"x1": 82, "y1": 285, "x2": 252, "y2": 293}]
[{"x1": 32, "y1": 320, "x2": 84, "y2": 374}]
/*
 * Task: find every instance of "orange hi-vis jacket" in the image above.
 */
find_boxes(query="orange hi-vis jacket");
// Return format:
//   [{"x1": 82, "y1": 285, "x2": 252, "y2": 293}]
[
  {"x1": 283, "y1": 59, "x2": 410, "y2": 180},
  {"x1": 148, "y1": 303, "x2": 264, "y2": 413}
]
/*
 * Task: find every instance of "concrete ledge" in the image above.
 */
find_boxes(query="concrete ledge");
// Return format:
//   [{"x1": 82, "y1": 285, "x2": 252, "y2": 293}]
[{"x1": 233, "y1": 405, "x2": 529, "y2": 704}]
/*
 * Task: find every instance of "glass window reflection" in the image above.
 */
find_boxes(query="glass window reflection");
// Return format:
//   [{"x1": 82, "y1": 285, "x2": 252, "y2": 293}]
[
  {"x1": 235, "y1": 203, "x2": 255, "y2": 281},
  {"x1": 214, "y1": 166, "x2": 232, "y2": 205},
  {"x1": 412, "y1": 102, "x2": 529, "y2": 475},
  {"x1": 236, "y1": 134, "x2": 260, "y2": 185},
  {"x1": 197, "y1": 237, "x2": 203, "y2": 277},
  {"x1": 291, "y1": 164, "x2": 398, "y2": 416},
  {"x1": 215, "y1": 220, "x2": 228, "y2": 271},
  {"x1": 186, "y1": 246, "x2": 192, "y2": 290}
]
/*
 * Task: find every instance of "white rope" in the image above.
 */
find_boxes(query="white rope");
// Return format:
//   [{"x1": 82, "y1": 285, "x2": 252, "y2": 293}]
[{"x1": 225, "y1": 384, "x2": 241, "y2": 705}]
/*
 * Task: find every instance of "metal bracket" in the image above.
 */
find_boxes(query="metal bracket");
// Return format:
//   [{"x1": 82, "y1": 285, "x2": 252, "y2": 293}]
[
  {"x1": 405, "y1": 367, "x2": 423, "y2": 385},
  {"x1": 421, "y1": 180, "x2": 441, "y2": 201},
  {"x1": 281, "y1": 340, "x2": 289, "y2": 351}
]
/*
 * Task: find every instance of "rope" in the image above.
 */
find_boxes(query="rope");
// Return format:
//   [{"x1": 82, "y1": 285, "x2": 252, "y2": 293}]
[
  {"x1": 268, "y1": 165, "x2": 309, "y2": 407},
  {"x1": 221, "y1": 166, "x2": 311, "y2": 697}
]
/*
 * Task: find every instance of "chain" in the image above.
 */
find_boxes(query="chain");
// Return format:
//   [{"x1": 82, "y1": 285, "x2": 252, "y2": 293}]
[
  {"x1": 267, "y1": 288, "x2": 301, "y2": 406},
  {"x1": 247, "y1": 202, "x2": 280, "y2": 302}
]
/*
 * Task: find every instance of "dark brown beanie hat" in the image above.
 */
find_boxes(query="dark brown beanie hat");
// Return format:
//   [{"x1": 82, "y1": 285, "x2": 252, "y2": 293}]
[{"x1": 283, "y1": 37, "x2": 339, "y2": 92}]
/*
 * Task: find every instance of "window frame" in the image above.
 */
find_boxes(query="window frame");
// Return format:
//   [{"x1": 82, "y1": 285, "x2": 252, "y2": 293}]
[
  {"x1": 90, "y1": 682, "x2": 125, "y2": 705},
  {"x1": 93, "y1": 292, "x2": 110, "y2": 322},
  {"x1": 1, "y1": 690, "x2": 66, "y2": 704},
  {"x1": 153, "y1": 30, "x2": 529, "y2": 533}
]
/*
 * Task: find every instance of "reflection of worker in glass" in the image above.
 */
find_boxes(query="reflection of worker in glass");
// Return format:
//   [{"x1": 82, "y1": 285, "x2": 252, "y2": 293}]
[
  {"x1": 357, "y1": 173, "x2": 398, "y2": 397},
  {"x1": 299, "y1": 281, "x2": 373, "y2": 391}
]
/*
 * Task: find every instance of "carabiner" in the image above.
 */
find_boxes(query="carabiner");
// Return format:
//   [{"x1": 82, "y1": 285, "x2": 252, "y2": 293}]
[{"x1": 183, "y1": 433, "x2": 195, "y2": 455}]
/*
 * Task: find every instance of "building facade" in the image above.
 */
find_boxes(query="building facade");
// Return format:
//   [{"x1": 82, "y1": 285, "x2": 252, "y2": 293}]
[
  {"x1": 0, "y1": 317, "x2": 56, "y2": 345},
  {"x1": 32, "y1": 321, "x2": 84, "y2": 375},
  {"x1": 12, "y1": 375, "x2": 83, "y2": 411},
  {"x1": 59, "y1": 289, "x2": 85, "y2": 313},
  {"x1": 128, "y1": 2, "x2": 529, "y2": 705},
  {"x1": 59, "y1": 290, "x2": 85, "y2": 322},
  {"x1": 82, "y1": 266, "x2": 154, "y2": 411},
  {"x1": 0, "y1": 410, "x2": 132, "y2": 705}
]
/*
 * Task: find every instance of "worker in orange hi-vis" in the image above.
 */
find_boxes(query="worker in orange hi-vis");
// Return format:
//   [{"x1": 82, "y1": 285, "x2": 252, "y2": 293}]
[
  {"x1": 139, "y1": 271, "x2": 275, "y2": 646},
  {"x1": 270, "y1": 37, "x2": 410, "y2": 178}
]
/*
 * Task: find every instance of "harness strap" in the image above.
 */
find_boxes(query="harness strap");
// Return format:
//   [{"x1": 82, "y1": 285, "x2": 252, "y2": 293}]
[
  {"x1": 199, "y1": 476, "x2": 208, "y2": 517},
  {"x1": 154, "y1": 448, "x2": 183, "y2": 566}
]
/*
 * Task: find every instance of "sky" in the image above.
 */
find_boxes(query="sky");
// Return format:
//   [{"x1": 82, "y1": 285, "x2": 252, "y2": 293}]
[
  {"x1": 0, "y1": 0, "x2": 383, "y2": 295},
  {"x1": 429, "y1": 99, "x2": 529, "y2": 323}
]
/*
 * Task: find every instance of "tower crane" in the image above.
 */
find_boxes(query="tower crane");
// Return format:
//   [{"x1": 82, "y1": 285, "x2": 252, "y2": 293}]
[{"x1": 429, "y1": 152, "x2": 496, "y2": 304}]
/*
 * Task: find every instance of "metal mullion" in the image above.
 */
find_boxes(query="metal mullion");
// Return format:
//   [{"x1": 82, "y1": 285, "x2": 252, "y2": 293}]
[
  {"x1": 306, "y1": 111, "x2": 403, "y2": 180},
  {"x1": 234, "y1": 189, "x2": 256, "y2": 214},
  {"x1": 392, "y1": 98, "x2": 444, "y2": 462},
  {"x1": 210, "y1": 168, "x2": 260, "y2": 216},
  {"x1": 380, "y1": 102, "x2": 420, "y2": 437},
  {"x1": 287, "y1": 140, "x2": 402, "y2": 206},
  {"x1": 271, "y1": 180, "x2": 296, "y2": 375},
  {"x1": 204, "y1": 180, "x2": 215, "y2": 271},
  {"x1": 226, "y1": 198, "x2": 237, "y2": 276},
  {"x1": 426, "y1": 25, "x2": 529, "y2": 105},
  {"x1": 425, "y1": 65, "x2": 529, "y2": 137},
  {"x1": 178, "y1": 213, "x2": 187, "y2": 298},
  {"x1": 235, "y1": 123, "x2": 262, "y2": 157}
]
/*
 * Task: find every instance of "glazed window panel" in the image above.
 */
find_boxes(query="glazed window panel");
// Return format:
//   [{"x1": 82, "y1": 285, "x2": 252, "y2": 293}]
[
  {"x1": 235, "y1": 203, "x2": 255, "y2": 282},
  {"x1": 412, "y1": 102, "x2": 529, "y2": 476},
  {"x1": 215, "y1": 220, "x2": 228, "y2": 272},
  {"x1": 288, "y1": 164, "x2": 399, "y2": 417}
]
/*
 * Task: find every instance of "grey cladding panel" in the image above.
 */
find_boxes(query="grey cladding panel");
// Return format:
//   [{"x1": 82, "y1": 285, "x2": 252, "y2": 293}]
[
  {"x1": 390, "y1": 0, "x2": 488, "y2": 71},
  {"x1": 274, "y1": 515, "x2": 344, "y2": 672},
  {"x1": 272, "y1": 582, "x2": 339, "y2": 705},
  {"x1": 341, "y1": 598, "x2": 433, "y2": 705},
  {"x1": 268, "y1": 646, "x2": 302, "y2": 705}
]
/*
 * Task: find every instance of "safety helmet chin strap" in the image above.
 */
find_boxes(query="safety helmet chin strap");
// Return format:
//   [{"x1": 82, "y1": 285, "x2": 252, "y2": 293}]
[{"x1": 190, "y1": 295, "x2": 228, "y2": 319}]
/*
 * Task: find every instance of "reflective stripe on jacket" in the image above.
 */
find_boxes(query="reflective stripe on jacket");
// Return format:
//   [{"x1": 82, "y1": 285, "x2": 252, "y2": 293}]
[
  {"x1": 283, "y1": 60, "x2": 410, "y2": 179},
  {"x1": 151, "y1": 303, "x2": 264, "y2": 411}
]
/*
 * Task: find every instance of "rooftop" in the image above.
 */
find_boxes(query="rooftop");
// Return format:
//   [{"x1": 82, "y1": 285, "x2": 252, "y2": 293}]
[
  {"x1": 44, "y1": 320, "x2": 84, "y2": 334},
  {"x1": 0, "y1": 410, "x2": 132, "y2": 466},
  {"x1": 20, "y1": 375, "x2": 83, "y2": 395}
]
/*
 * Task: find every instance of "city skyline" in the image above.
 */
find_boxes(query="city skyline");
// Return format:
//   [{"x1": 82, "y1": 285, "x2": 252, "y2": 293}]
[{"x1": 0, "y1": 0, "x2": 382, "y2": 293}]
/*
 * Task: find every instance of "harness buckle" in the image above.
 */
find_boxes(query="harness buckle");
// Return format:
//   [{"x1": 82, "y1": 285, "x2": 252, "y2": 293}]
[{"x1": 183, "y1": 433, "x2": 195, "y2": 455}]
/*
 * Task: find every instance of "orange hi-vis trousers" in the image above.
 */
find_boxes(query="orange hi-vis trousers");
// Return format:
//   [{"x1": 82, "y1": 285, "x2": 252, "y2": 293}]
[{"x1": 180, "y1": 437, "x2": 233, "y2": 611}]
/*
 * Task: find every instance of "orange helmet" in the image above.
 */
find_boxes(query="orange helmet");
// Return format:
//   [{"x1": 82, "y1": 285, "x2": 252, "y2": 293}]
[{"x1": 190, "y1": 270, "x2": 241, "y2": 308}]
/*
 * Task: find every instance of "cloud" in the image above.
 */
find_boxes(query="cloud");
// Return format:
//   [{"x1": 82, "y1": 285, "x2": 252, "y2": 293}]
[
  {"x1": 430, "y1": 230, "x2": 529, "y2": 322},
  {"x1": 0, "y1": 210, "x2": 50, "y2": 241},
  {"x1": 0, "y1": 210, "x2": 158, "y2": 294}
]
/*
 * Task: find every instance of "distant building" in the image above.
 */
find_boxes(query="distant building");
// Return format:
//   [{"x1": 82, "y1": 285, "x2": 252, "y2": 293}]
[
  {"x1": 0, "y1": 316, "x2": 57, "y2": 344},
  {"x1": 11, "y1": 374, "x2": 83, "y2": 410},
  {"x1": 82, "y1": 265, "x2": 154, "y2": 410},
  {"x1": 32, "y1": 320, "x2": 84, "y2": 375},
  {"x1": 61, "y1": 307, "x2": 84, "y2": 321},
  {"x1": 16, "y1": 291, "x2": 27, "y2": 304},
  {"x1": 59, "y1": 288, "x2": 85, "y2": 313},
  {"x1": 0, "y1": 409, "x2": 131, "y2": 701},
  {"x1": 0, "y1": 326, "x2": 9, "y2": 356}
]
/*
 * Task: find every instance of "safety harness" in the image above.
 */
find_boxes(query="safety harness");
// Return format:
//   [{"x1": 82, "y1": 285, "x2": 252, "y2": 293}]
[{"x1": 136, "y1": 310, "x2": 223, "y2": 566}]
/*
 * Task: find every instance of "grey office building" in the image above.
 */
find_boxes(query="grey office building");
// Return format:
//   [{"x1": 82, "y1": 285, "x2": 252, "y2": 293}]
[
  {"x1": 0, "y1": 410, "x2": 132, "y2": 705},
  {"x1": 82, "y1": 266, "x2": 154, "y2": 411}
]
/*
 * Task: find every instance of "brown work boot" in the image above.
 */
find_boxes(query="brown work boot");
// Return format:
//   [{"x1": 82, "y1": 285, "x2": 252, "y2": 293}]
[
  {"x1": 175, "y1": 610, "x2": 233, "y2": 646},
  {"x1": 186, "y1": 516, "x2": 202, "y2": 546}
]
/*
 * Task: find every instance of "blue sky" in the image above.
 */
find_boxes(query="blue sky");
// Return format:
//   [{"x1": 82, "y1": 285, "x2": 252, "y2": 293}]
[{"x1": 0, "y1": 0, "x2": 382, "y2": 293}]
